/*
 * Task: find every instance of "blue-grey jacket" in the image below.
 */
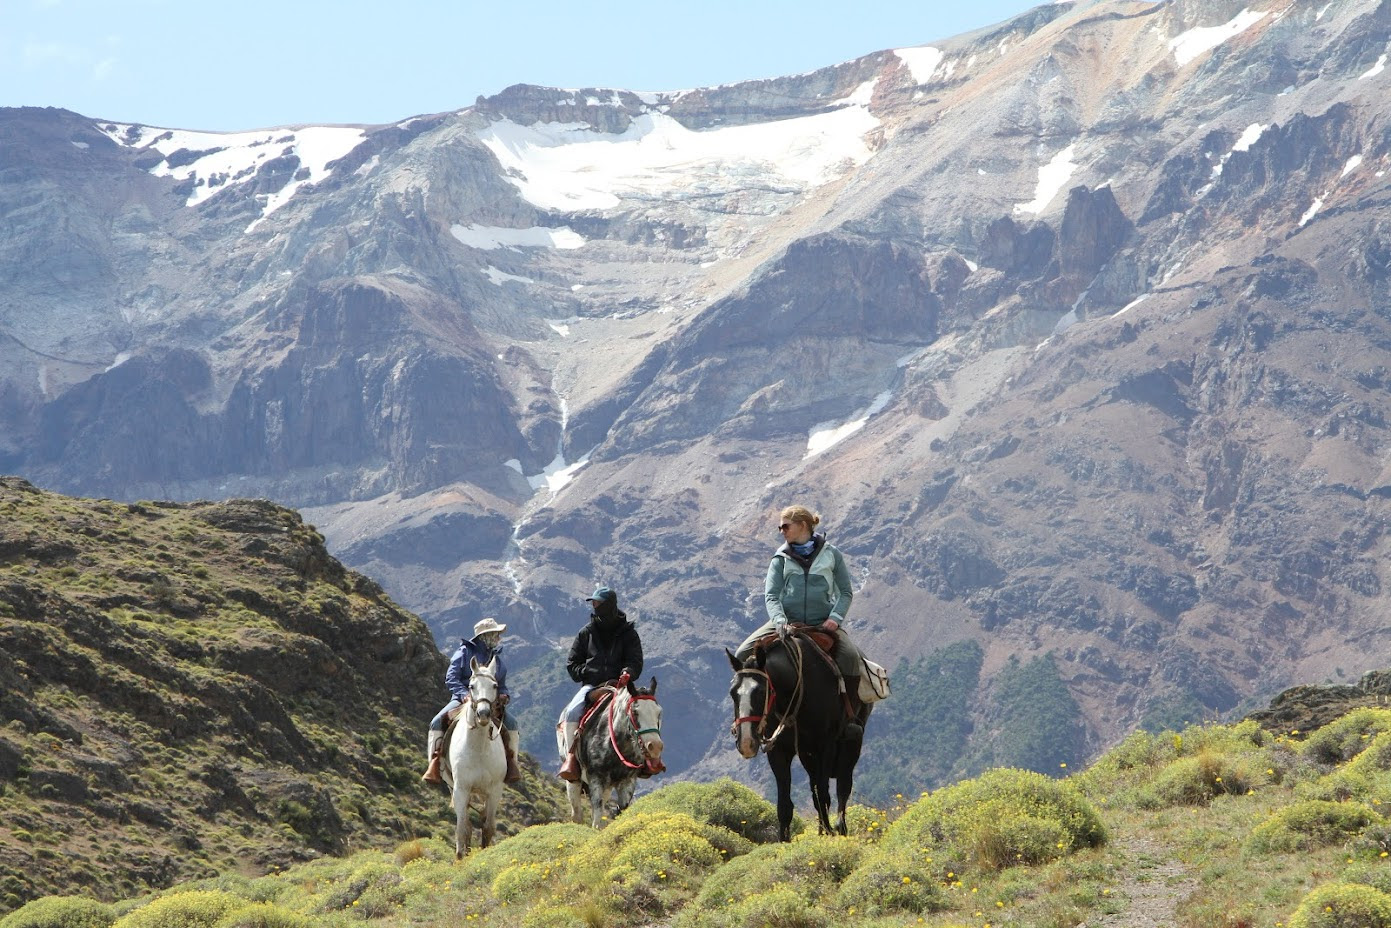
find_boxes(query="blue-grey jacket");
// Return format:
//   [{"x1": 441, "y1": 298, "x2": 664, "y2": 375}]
[
  {"x1": 445, "y1": 636, "x2": 508, "y2": 702},
  {"x1": 765, "y1": 533, "x2": 853, "y2": 626}
]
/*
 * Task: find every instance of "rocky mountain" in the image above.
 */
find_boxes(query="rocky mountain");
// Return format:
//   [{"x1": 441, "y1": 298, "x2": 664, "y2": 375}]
[
  {"x1": 0, "y1": 477, "x2": 567, "y2": 911},
  {"x1": 3, "y1": 0, "x2": 1391, "y2": 786}
]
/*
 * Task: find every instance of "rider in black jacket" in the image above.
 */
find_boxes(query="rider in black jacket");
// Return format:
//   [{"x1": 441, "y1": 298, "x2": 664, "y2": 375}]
[{"x1": 558, "y1": 586, "x2": 642, "y2": 781}]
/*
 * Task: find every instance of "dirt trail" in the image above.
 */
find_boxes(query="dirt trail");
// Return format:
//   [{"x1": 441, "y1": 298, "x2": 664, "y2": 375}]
[{"x1": 1086, "y1": 834, "x2": 1198, "y2": 928}]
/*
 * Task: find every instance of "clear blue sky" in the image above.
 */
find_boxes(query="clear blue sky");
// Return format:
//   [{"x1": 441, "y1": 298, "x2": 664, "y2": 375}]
[{"x1": 3, "y1": 0, "x2": 1048, "y2": 131}]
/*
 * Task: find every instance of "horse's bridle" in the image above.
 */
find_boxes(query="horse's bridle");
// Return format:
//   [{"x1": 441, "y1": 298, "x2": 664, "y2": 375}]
[
  {"x1": 608, "y1": 689, "x2": 662, "y2": 772},
  {"x1": 466, "y1": 671, "x2": 502, "y2": 739},
  {"x1": 732, "y1": 638, "x2": 810, "y2": 750}
]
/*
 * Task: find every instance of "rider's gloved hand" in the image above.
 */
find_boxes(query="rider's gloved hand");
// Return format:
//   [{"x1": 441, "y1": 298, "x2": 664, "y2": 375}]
[
  {"x1": 775, "y1": 622, "x2": 789, "y2": 641},
  {"x1": 617, "y1": 671, "x2": 632, "y2": 687}
]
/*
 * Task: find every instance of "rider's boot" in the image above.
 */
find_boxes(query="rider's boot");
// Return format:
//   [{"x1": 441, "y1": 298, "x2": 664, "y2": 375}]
[
  {"x1": 421, "y1": 731, "x2": 444, "y2": 784},
  {"x1": 557, "y1": 722, "x2": 581, "y2": 782},
  {"x1": 842, "y1": 676, "x2": 864, "y2": 740},
  {"x1": 503, "y1": 729, "x2": 522, "y2": 784}
]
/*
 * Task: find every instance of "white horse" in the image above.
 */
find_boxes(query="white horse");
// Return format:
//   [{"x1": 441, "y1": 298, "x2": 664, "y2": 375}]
[
  {"x1": 440, "y1": 656, "x2": 507, "y2": 857},
  {"x1": 557, "y1": 678, "x2": 665, "y2": 828}
]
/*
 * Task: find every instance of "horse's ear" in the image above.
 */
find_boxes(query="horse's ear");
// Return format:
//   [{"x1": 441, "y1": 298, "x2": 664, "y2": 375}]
[
  {"x1": 648, "y1": 676, "x2": 657, "y2": 697},
  {"x1": 726, "y1": 648, "x2": 742, "y2": 671},
  {"x1": 470, "y1": 656, "x2": 481, "y2": 672}
]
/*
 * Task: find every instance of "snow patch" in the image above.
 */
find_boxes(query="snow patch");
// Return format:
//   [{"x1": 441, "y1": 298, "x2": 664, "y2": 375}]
[
  {"x1": 895, "y1": 46, "x2": 944, "y2": 85},
  {"x1": 482, "y1": 266, "x2": 533, "y2": 286},
  {"x1": 1014, "y1": 143, "x2": 1077, "y2": 214},
  {"x1": 1115, "y1": 294, "x2": 1148, "y2": 316},
  {"x1": 805, "y1": 390, "x2": 894, "y2": 458},
  {"x1": 1360, "y1": 53, "x2": 1387, "y2": 80},
  {"x1": 98, "y1": 122, "x2": 365, "y2": 231},
  {"x1": 1299, "y1": 196, "x2": 1324, "y2": 227},
  {"x1": 475, "y1": 83, "x2": 880, "y2": 212},
  {"x1": 450, "y1": 223, "x2": 586, "y2": 250},
  {"x1": 1169, "y1": 9, "x2": 1268, "y2": 67},
  {"x1": 1342, "y1": 154, "x2": 1363, "y2": 177}
]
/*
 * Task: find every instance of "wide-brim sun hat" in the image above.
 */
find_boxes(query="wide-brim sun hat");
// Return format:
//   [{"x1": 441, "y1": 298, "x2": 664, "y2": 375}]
[{"x1": 473, "y1": 617, "x2": 507, "y2": 637}]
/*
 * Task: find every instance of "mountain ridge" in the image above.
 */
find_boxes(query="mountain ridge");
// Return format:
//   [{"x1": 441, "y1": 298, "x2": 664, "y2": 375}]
[{"x1": 2, "y1": 0, "x2": 1390, "y2": 788}]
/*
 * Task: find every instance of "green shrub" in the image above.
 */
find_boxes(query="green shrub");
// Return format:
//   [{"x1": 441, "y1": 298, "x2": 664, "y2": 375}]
[
  {"x1": 210, "y1": 904, "x2": 318, "y2": 928},
  {"x1": 1344, "y1": 732, "x2": 1391, "y2": 775},
  {"x1": 1247, "y1": 800, "x2": 1382, "y2": 853},
  {"x1": 455, "y1": 823, "x2": 594, "y2": 890},
  {"x1": 1140, "y1": 750, "x2": 1270, "y2": 807},
  {"x1": 112, "y1": 891, "x2": 248, "y2": 928},
  {"x1": 309, "y1": 862, "x2": 399, "y2": 913},
  {"x1": 687, "y1": 835, "x2": 864, "y2": 918},
  {"x1": 492, "y1": 862, "x2": 556, "y2": 906},
  {"x1": 564, "y1": 812, "x2": 731, "y2": 916},
  {"x1": 626, "y1": 778, "x2": 780, "y2": 844},
  {"x1": 883, "y1": 768, "x2": 1106, "y2": 870},
  {"x1": 1289, "y1": 881, "x2": 1391, "y2": 928},
  {"x1": 1342, "y1": 861, "x2": 1391, "y2": 895},
  {"x1": 0, "y1": 896, "x2": 114, "y2": 928},
  {"x1": 1301, "y1": 710, "x2": 1391, "y2": 766},
  {"x1": 683, "y1": 886, "x2": 829, "y2": 928},
  {"x1": 520, "y1": 902, "x2": 603, "y2": 928},
  {"x1": 834, "y1": 846, "x2": 947, "y2": 916},
  {"x1": 1299, "y1": 765, "x2": 1391, "y2": 805}
]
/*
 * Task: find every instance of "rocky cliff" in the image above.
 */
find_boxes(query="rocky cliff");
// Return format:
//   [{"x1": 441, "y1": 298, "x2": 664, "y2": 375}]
[{"x1": 0, "y1": 478, "x2": 565, "y2": 912}]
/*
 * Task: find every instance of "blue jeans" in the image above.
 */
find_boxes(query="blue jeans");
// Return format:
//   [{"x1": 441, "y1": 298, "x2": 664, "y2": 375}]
[{"x1": 561, "y1": 685, "x2": 595, "y2": 723}]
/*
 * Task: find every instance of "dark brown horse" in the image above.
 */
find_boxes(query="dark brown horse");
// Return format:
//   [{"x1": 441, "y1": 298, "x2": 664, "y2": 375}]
[{"x1": 727, "y1": 633, "x2": 866, "y2": 840}]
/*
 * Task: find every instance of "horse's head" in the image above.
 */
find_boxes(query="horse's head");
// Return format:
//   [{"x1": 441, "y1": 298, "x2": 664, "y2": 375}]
[
  {"x1": 626, "y1": 677, "x2": 664, "y2": 773},
  {"x1": 467, "y1": 656, "x2": 500, "y2": 724},
  {"x1": 727, "y1": 648, "x2": 768, "y2": 759}
]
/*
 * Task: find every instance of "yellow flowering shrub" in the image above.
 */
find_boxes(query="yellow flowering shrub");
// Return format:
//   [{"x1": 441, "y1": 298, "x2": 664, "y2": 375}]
[
  {"x1": 626, "y1": 778, "x2": 781, "y2": 844},
  {"x1": 1301, "y1": 710, "x2": 1391, "y2": 766},
  {"x1": 834, "y1": 846, "x2": 946, "y2": 916},
  {"x1": 209, "y1": 903, "x2": 321, "y2": 928},
  {"x1": 112, "y1": 891, "x2": 248, "y2": 928},
  {"x1": 844, "y1": 804, "x2": 892, "y2": 841},
  {"x1": 684, "y1": 834, "x2": 864, "y2": 921},
  {"x1": 1342, "y1": 861, "x2": 1391, "y2": 896},
  {"x1": 883, "y1": 768, "x2": 1106, "y2": 871},
  {"x1": 1288, "y1": 881, "x2": 1391, "y2": 928},
  {"x1": 1246, "y1": 800, "x2": 1382, "y2": 854},
  {"x1": 492, "y1": 863, "x2": 556, "y2": 906},
  {"x1": 683, "y1": 885, "x2": 828, "y2": 928},
  {"x1": 1139, "y1": 750, "x2": 1272, "y2": 807},
  {"x1": 454, "y1": 823, "x2": 594, "y2": 890},
  {"x1": 0, "y1": 896, "x2": 115, "y2": 928}
]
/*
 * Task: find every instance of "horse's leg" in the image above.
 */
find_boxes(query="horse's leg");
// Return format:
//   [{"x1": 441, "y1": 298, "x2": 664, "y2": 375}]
[
  {"x1": 615, "y1": 778, "x2": 634, "y2": 814},
  {"x1": 452, "y1": 781, "x2": 470, "y2": 860},
  {"x1": 480, "y1": 785, "x2": 501, "y2": 848},
  {"x1": 590, "y1": 781, "x2": 609, "y2": 829},
  {"x1": 566, "y1": 782, "x2": 585, "y2": 824},
  {"x1": 768, "y1": 747, "x2": 795, "y2": 842},
  {"x1": 809, "y1": 755, "x2": 834, "y2": 836}
]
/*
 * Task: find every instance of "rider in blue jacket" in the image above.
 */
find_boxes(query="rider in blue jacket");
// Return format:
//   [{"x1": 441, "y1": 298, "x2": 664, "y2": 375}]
[{"x1": 423, "y1": 617, "x2": 521, "y2": 784}]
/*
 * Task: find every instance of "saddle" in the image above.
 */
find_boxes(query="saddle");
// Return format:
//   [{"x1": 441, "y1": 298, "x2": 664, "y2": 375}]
[
  {"x1": 753, "y1": 626, "x2": 836, "y2": 654},
  {"x1": 439, "y1": 704, "x2": 465, "y2": 764}
]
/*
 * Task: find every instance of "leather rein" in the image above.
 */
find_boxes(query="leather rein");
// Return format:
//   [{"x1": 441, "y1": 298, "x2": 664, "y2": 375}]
[
  {"x1": 609, "y1": 689, "x2": 662, "y2": 771},
  {"x1": 731, "y1": 638, "x2": 808, "y2": 750}
]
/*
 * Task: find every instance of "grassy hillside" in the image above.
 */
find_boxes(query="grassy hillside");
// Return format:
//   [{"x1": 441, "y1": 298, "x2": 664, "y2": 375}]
[
  {"x1": 6, "y1": 705, "x2": 1391, "y2": 928},
  {"x1": 0, "y1": 477, "x2": 568, "y2": 912}
]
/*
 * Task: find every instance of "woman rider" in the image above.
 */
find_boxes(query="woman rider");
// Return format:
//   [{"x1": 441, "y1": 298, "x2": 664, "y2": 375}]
[{"x1": 734, "y1": 505, "x2": 866, "y2": 735}]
